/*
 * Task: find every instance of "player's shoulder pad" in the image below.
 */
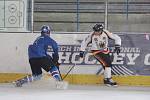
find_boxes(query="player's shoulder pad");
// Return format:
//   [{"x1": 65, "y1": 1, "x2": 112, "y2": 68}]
[
  {"x1": 103, "y1": 29, "x2": 114, "y2": 39},
  {"x1": 103, "y1": 29, "x2": 112, "y2": 34}
]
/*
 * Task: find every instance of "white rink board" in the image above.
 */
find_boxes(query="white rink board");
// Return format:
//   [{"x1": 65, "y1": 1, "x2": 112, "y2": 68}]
[{"x1": 0, "y1": 33, "x2": 98, "y2": 74}]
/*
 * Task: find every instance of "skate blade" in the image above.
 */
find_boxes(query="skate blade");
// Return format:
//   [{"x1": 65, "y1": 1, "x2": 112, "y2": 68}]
[
  {"x1": 105, "y1": 84, "x2": 118, "y2": 87},
  {"x1": 12, "y1": 81, "x2": 22, "y2": 87}
]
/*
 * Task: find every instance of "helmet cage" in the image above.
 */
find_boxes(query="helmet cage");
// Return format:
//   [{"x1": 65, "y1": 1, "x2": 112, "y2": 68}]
[
  {"x1": 41, "y1": 25, "x2": 50, "y2": 35},
  {"x1": 93, "y1": 24, "x2": 104, "y2": 32}
]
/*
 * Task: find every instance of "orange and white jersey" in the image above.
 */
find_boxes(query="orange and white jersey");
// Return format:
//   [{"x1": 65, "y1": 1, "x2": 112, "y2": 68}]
[{"x1": 80, "y1": 29, "x2": 121, "y2": 52}]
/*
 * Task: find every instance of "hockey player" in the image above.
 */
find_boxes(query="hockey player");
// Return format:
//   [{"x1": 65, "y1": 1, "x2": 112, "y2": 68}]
[
  {"x1": 80, "y1": 24, "x2": 121, "y2": 86},
  {"x1": 14, "y1": 25, "x2": 68, "y2": 89}
]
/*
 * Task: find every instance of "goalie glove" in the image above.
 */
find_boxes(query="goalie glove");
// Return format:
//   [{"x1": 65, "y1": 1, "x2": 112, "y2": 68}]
[{"x1": 114, "y1": 45, "x2": 121, "y2": 55}]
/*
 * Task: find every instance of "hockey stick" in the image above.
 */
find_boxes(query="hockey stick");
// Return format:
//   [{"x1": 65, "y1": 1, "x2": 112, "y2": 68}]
[
  {"x1": 96, "y1": 67, "x2": 104, "y2": 75},
  {"x1": 62, "y1": 63, "x2": 76, "y2": 80}
]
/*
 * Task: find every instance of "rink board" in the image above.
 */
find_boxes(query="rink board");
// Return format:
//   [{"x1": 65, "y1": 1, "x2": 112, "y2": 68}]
[
  {"x1": 0, "y1": 33, "x2": 150, "y2": 86},
  {"x1": 0, "y1": 73, "x2": 150, "y2": 86}
]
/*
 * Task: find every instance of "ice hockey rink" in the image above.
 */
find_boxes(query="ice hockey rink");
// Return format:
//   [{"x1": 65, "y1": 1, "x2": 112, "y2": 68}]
[
  {"x1": 0, "y1": 0, "x2": 150, "y2": 100},
  {"x1": 0, "y1": 80, "x2": 150, "y2": 100}
]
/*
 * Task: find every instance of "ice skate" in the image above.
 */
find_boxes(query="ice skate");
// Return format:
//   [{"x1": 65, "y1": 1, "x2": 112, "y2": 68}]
[
  {"x1": 104, "y1": 78, "x2": 118, "y2": 87},
  {"x1": 13, "y1": 80, "x2": 24, "y2": 87},
  {"x1": 55, "y1": 81, "x2": 68, "y2": 90},
  {"x1": 12, "y1": 76, "x2": 31, "y2": 87}
]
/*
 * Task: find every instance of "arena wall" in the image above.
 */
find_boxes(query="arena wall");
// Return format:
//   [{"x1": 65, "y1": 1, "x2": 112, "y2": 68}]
[{"x1": 0, "y1": 32, "x2": 150, "y2": 86}]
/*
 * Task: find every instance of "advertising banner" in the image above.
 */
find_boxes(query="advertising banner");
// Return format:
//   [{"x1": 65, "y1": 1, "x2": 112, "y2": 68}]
[{"x1": 48, "y1": 33, "x2": 150, "y2": 76}]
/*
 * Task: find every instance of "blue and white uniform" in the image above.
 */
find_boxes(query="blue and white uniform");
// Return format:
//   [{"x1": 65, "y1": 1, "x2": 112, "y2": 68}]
[
  {"x1": 28, "y1": 34, "x2": 59, "y2": 59},
  {"x1": 14, "y1": 26, "x2": 68, "y2": 88},
  {"x1": 28, "y1": 25, "x2": 61, "y2": 81}
]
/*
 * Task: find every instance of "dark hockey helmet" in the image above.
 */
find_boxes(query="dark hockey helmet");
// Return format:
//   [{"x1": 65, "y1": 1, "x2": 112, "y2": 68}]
[
  {"x1": 93, "y1": 24, "x2": 104, "y2": 32},
  {"x1": 41, "y1": 25, "x2": 51, "y2": 35}
]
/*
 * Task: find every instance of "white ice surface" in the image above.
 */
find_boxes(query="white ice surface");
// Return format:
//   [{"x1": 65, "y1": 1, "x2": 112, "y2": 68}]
[{"x1": 0, "y1": 79, "x2": 150, "y2": 100}]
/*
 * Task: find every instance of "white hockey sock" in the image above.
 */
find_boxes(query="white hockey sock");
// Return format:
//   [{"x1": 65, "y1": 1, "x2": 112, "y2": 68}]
[
  {"x1": 32, "y1": 74, "x2": 42, "y2": 81},
  {"x1": 104, "y1": 67, "x2": 111, "y2": 79}
]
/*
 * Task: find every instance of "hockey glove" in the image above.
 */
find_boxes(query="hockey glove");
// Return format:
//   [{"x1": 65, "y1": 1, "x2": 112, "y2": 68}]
[
  {"x1": 79, "y1": 51, "x2": 85, "y2": 58},
  {"x1": 114, "y1": 45, "x2": 121, "y2": 55},
  {"x1": 52, "y1": 53, "x2": 60, "y2": 67},
  {"x1": 55, "y1": 62, "x2": 60, "y2": 67}
]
